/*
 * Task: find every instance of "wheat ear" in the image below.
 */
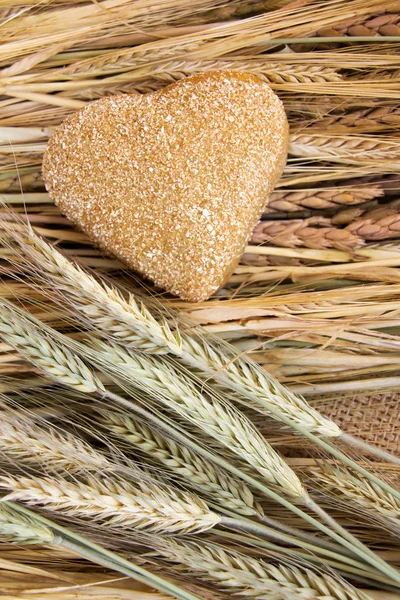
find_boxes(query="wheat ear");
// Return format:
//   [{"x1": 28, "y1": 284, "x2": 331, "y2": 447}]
[
  {"x1": 0, "y1": 302, "x2": 307, "y2": 544},
  {"x1": 180, "y1": 333, "x2": 400, "y2": 466},
  {"x1": 1, "y1": 219, "x2": 341, "y2": 441},
  {"x1": 180, "y1": 334, "x2": 340, "y2": 438},
  {"x1": 0, "y1": 410, "x2": 109, "y2": 473},
  {"x1": 152, "y1": 537, "x2": 370, "y2": 600},
  {"x1": 0, "y1": 301, "x2": 393, "y2": 576},
  {"x1": 4, "y1": 222, "x2": 181, "y2": 355},
  {"x1": 4, "y1": 503, "x2": 204, "y2": 600},
  {"x1": 0, "y1": 473, "x2": 220, "y2": 534},
  {"x1": 289, "y1": 134, "x2": 400, "y2": 163},
  {"x1": 313, "y1": 464, "x2": 400, "y2": 522},
  {"x1": 101, "y1": 410, "x2": 263, "y2": 517},
  {"x1": 91, "y1": 343, "x2": 400, "y2": 581},
  {"x1": 0, "y1": 501, "x2": 55, "y2": 544},
  {"x1": 0, "y1": 299, "x2": 102, "y2": 394},
  {"x1": 265, "y1": 187, "x2": 384, "y2": 212},
  {"x1": 93, "y1": 340, "x2": 304, "y2": 501}
]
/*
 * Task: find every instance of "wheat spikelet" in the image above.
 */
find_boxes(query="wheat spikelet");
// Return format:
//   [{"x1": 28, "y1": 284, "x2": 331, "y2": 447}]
[
  {"x1": 346, "y1": 200, "x2": 400, "y2": 241},
  {"x1": 102, "y1": 410, "x2": 263, "y2": 517},
  {"x1": 289, "y1": 134, "x2": 400, "y2": 164},
  {"x1": 180, "y1": 335, "x2": 341, "y2": 438},
  {"x1": 251, "y1": 218, "x2": 363, "y2": 251},
  {"x1": 0, "y1": 300, "x2": 102, "y2": 393},
  {"x1": 0, "y1": 411, "x2": 109, "y2": 473},
  {"x1": 153, "y1": 538, "x2": 369, "y2": 600},
  {"x1": 314, "y1": 464, "x2": 400, "y2": 521},
  {"x1": 0, "y1": 502, "x2": 55, "y2": 545},
  {"x1": 94, "y1": 341, "x2": 304, "y2": 500},
  {"x1": 318, "y1": 12, "x2": 400, "y2": 37},
  {"x1": 265, "y1": 187, "x2": 384, "y2": 212},
  {"x1": 0, "y1": 473, "x2": 219, "y2": 534},
  {"x1": 4, "y1": 223, "x2": 181, "y2": 355}
]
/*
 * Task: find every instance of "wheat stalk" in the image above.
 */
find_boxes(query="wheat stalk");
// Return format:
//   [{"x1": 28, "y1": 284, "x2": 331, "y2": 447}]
[
  {"x1": 289, "y1": 134, "x2": 400, "y2": 164},
  {"x1": 0, "y1": 502, "x2": 55, "y2": 544},
  {"x1": 265, "y1": 187, "x2": 384, "y2": 212},
  {"x1": 313, "y1": 464, "x2": 400, "y2": 522},
  {"x1": 0, "y1": 306, "x2": 376, "y2": 564},
  {"x1": 0, "y1": 410, "x2": 109, "y2": 473},
  {"x1": 152, "y1": 537, "x2": 370, "y2": 600},
  {"x1": 0, "y1": 193, "x2": 376, "y2": 442},
  {"x1": 0, "y1": 473, "x2": 220, "y2": 534},
  {"x1": 101, "y1": 410, "x2": 263, "y2": 517},
  {"x1": 94, "y1": 340, "x2": 304, "y2": 501},
  {"x1": 0, "y1": 300, "x2": 102, "y2": 393},
  {"x1": 5, "y1": 225, "x2": 181, "y2": 355}
]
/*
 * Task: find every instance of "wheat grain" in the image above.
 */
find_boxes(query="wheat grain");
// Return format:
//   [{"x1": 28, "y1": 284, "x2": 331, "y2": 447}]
[
  {"x1": 346, "y1": 200, "x2": 400, "y2": 241},
  {"x1": 313, "y1": 464, "x2": 400, "y2": 521},
  {"x1": 0, "y1": 411, "x2": 109, "y2": 473},
  {"x1": 265, "y1": 187, "x2": 384, "y2": 212},
  {"x1": 0, "y1": 502, "x2": 55, "y2": 544},
  {"x1": 251, "y1": 218, "x2": 363, "y2": 252},
  {"x1": 5, "y1": 223, "x2": 181, "y2": 355},
  {"x1": 93, "y1": 340, "x2": 304, "y2": 500},
  {"x1": 318, "y1": 12, "x2": 400, "y2": 37},
  {"x1": 153, "y1": 538, "x2": 369, "y2": 600},
  {"x1": 260, "y1": 198, "x2": 400, "y2": 248},
  {"x1": 0, "y1": 473, "x2": 219, "y2": 534},
  {"x1": 0, "y1": 300, "x2": 102, "y2": 393},
  {"x1": 102, "y1": 410, "x2": 263, "y2": 517}
]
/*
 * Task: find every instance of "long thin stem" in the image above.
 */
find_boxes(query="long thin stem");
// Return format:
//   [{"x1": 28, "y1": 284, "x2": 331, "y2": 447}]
[
  {"x1": 340, "y1": 433, "x2": 400, "y2": 467},
  {"x1": 206, "y1": 366, "x2": 400, "y2": 503},
  {"x1": 5, "y1": 501, "x2": 202, "y2": 600},
  {"x1": 304, "y1": 495, "x2": 400, "y2": 585},
  {"x1": 103, "y1": 390, "x2": 400, "y2": 583},
  {"x1": 218, "y1": 514, "x2": 376, "y2": 573},
  {"x1": 258, "y1": 514, "x2": 353, "y2": 558},
  {"x1": 216, "y1": 530, "x2": 399, "y2": 590}
]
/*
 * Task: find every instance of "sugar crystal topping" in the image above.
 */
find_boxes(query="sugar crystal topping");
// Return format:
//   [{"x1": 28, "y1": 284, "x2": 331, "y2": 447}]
[{"x1": 43, "y1": 71, "x2": 288, "y2": 301}]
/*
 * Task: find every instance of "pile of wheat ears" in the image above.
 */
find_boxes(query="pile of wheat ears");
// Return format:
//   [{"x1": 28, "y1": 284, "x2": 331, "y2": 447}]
[{"x1": 1, "y1": 0, "x2": 400, "y2": 599}]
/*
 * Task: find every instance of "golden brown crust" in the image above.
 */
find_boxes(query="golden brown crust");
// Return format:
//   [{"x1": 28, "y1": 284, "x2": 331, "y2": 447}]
[{"x1": 43, "y1": 71, "x2": 288, "y2": 302}]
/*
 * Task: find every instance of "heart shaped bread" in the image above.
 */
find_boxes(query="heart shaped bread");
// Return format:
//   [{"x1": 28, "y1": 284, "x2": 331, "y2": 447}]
[{"x1": 43, "y1": 71, "x2": 288, "y2": 301}]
